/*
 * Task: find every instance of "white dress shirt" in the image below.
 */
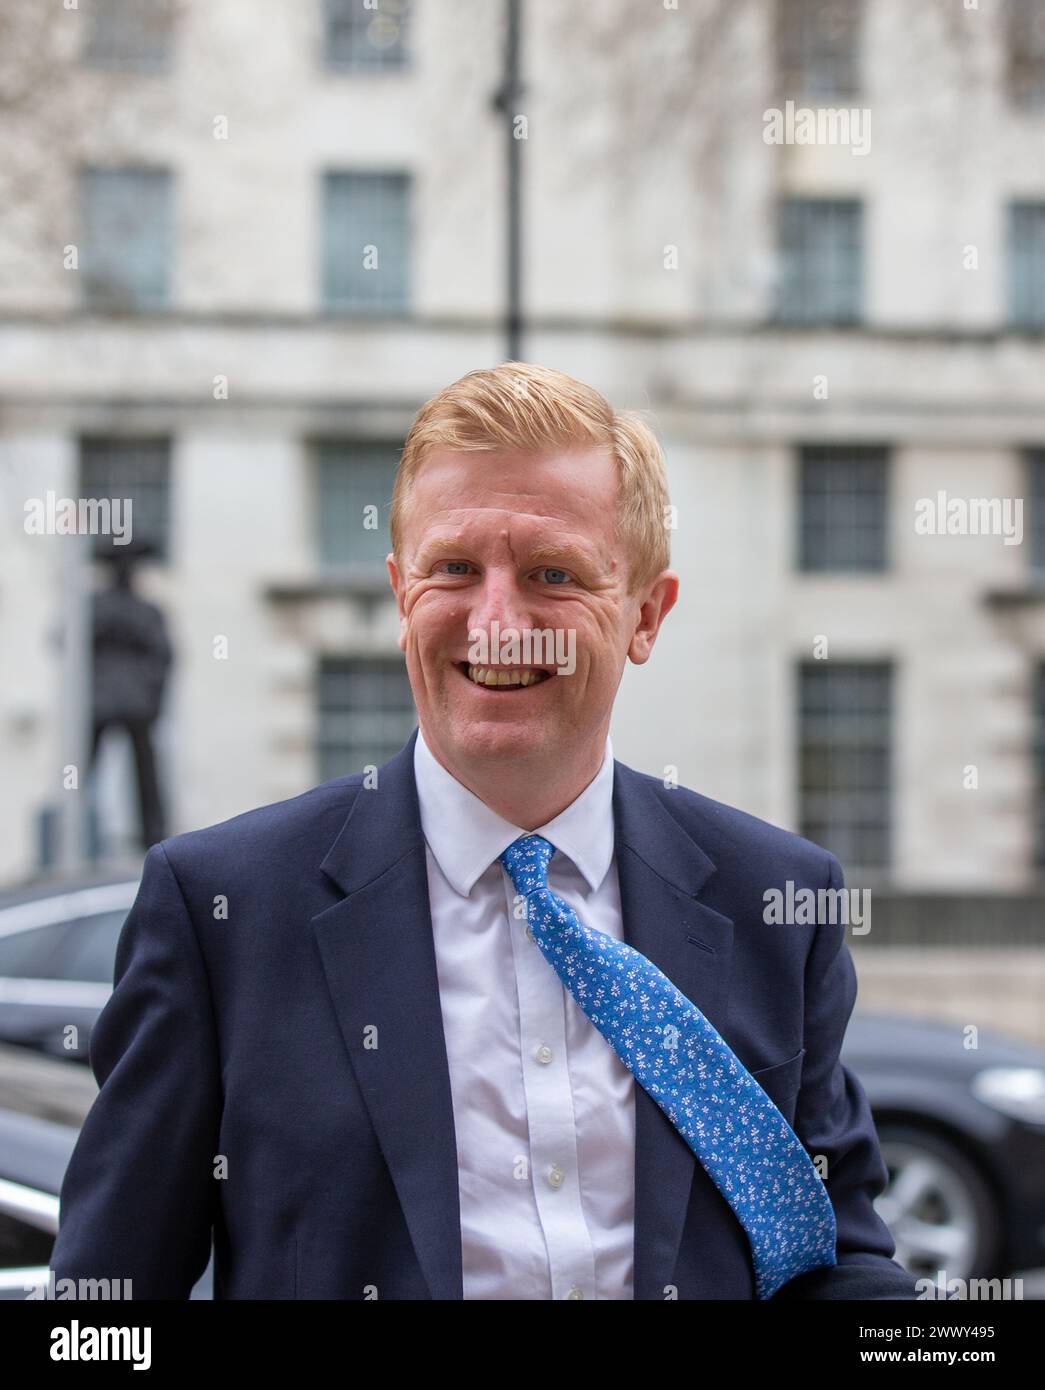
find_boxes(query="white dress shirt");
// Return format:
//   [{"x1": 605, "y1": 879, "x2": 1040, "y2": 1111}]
[{"x1": 413, "y1": 727, "x2": 636, "y2": 1300}]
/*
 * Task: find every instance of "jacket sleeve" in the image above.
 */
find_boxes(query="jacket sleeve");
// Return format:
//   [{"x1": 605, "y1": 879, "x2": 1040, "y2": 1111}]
[
  {"x1": 49, "y1": 841, "x2": 221, "y2": 1298},
  {"x1": 772, "y1": 851, "x2": 921, "y2": 1301}
]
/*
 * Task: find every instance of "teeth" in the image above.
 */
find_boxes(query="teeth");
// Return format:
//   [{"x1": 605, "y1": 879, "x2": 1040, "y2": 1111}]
[{"x1": 466, "y1": 665, "x2": 549, "y2": 688}]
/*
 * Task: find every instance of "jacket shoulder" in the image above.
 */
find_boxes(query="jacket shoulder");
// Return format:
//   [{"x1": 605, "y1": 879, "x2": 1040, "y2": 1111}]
[{"x1": 620, "y1": 763, "x2": 839, "y2": 884}]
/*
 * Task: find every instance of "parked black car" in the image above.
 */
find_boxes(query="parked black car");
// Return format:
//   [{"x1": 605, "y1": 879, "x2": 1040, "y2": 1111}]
[
  {"x1": 0, "y1": 875, "x2": 138, "y2": 1062},
  {"x1": 844, "y1": 1012, "x2": 1045, "y2": 1282},
  {"x1": 0, "y1": 1042, "x2": 212, "y2": 1299}
]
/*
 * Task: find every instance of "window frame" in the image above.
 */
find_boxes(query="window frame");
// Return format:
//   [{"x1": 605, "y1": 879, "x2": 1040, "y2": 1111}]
[
  {"x1": 797, "y1": 659, "x2": 893, "y2": 875},
  {"x1": 776, "y1": 196, "x2": 865, "y2": 327},
  {"x1": 316, "y1": 655, "x2": 417, "y2": 783},
  {"x1": 81, "y1": 0, "x2": 175, "y2": 75},
  {"x1": 78, "y1": 436, "x2": 174, "y2": 562},
  {"x1": 320, "y1": 170, "x2": 412, "y2": 316},
  {"x1": 79, "y1": 166, "x2": 175, "y2": 312},
  {"x1": 777, "y1": 0, "x2": 863, "y2": 103},
  {"x1": 322, "y1": 0, "x2": 411, "y2": 73},
  {"x1": 1008, "y1": 201, "x2": 1045, "y2": 331},
  {"x1": 796, "y1": 443, "x2": 889, "y2": 573}
]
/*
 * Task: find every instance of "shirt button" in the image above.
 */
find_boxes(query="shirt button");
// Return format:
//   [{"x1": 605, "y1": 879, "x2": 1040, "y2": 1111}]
[
  {"x1": 535, "y1": 1045, "x2": 553, "y2": 1065},
  {"x1": 547, "y1": 1164, "x2": 565, "y2": 1189},
  {"x1": 567, "y1": 1286, "x2": 584, "y2": 1300}
]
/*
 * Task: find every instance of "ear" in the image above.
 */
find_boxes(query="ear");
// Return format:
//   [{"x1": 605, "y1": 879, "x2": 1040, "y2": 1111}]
[
  {"x1": 386, "y1": 552, "x2": 408, "y2": 652},
  {"x1": 627, "y1": 571, "x2": 679, "y2": 665}
]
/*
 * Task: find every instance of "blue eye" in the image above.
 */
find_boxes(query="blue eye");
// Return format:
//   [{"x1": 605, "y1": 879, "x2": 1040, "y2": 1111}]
[
  {"x1": 539, "y1": 568, "x2": 572, "y2": 585},
  {"x1": 439, "y1": 561, "x2": 472, "y2": 576}
]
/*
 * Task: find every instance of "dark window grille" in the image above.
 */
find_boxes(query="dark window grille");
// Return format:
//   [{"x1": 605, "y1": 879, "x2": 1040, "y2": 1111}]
[
  {"x1": 798, "y1": 660, "x2": 892, "y2": 872},
  {"x1": 79, "y1": 437, "x2": 172, "y2": 560},
  {"x1": 798, "y1": 445, "x2": 888, "y2": 572},
  {"x1": 80, "y1": 168, "x2": 172, "y2": 310},
  {"x1": 324, "y1": 0, "x2": 410, "y2": 71},
  {"x1": 1009, "y1": 202, "x2": 1045, "y2": 329},
  {"x1": 777, "y1": 0, "x2": 862, "y2": 101},
  {"x1": 317, "y1": 657, "x2": 416, "y2": 781},
  {"x1": 322, "y1": 172, "x2": 410, "y2": 313},
  {"x1": 777, "y1": 198, "x2": 863, "y2": 325}
]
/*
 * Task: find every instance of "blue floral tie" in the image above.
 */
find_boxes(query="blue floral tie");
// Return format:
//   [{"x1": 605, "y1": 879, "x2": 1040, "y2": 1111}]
[{"x1": 499, "y1": 833, "x2": 837, "y2": 1300}]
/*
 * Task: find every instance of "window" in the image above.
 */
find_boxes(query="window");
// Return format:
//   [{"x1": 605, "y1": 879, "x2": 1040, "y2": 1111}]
[
  {"x1": 778, "y1": 0, "x2": 861, "y2": 101},
  {"x1": 777, "y1": 198, "x2": 863, "y2": 325},
  {"x1": 0, "y1": 913, "x2": 124, "y2": 984},
  {"x1": 1009, "y1": 202, "x2": 1045, "y2": 330},
  {"x1": 83, "y1": 0, "x2": 173, "y2": 73},
  {"x1": 58, "y1": 913, "x2": 126, "y2": 985},
  {"x1": 0, "y1": 922, "x2": 75, "y2": 979},
  {"x1": 80, "y1": 168, "x2": 172, "y2": 310},
  {"x1": 1008, "y1": 0, "x2": 1045, "y2": 108},
  {"x1": 324, "y1": 0, "x2": 410, "y2": 70},
  {"x1": 798, "y1": 661, "x2": 892, "y2": 872},
  {"x1": 315, "y1": 441, "x2": 399, "y2": 573},
  {"x1": 1029, "y1": 450, "x2": 1045, "y2": 574},
  {"x1": 317, "y1": 657, "x2": 416, "y2": 781},
  {"x1": 322, "y1": 172, "x2": 410, "y2": 313},
  {"x1": 798, "y1": 445, "x2": 887, "y2": 571},
  {"x1": 1036, "y1": 665, "x2": 1045, "y2": 870},
  {"x1": 79, "y1": 437, "x2": 172, "y2": 559}
]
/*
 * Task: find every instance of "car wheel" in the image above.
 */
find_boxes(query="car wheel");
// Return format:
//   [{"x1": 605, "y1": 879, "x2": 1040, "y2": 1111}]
[{"x1": 873, "y1": 1123, "x2": 1002, "y2": 1286}]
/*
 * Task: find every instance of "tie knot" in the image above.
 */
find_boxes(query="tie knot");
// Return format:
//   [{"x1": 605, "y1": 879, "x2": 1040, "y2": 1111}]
[{"x1": 499, "y1": 833, "x2": 556, "y2": 896}]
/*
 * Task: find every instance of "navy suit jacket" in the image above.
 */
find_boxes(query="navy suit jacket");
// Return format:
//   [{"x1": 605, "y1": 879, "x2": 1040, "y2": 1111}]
[{"x1": 52, "y1": 730, "x2": 919, "y2": 1300}]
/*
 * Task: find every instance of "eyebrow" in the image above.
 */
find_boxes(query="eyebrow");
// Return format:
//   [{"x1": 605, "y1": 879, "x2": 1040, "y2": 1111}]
[
  {"x1": 526, "y1": 543, "x2": 592, "y2": 569},
  {"x1": 412, "y1": 535, "x2": 471, "y2": 567},
  {"x1": 413, "y1": 536, "x2": 596, "y2": 572}
]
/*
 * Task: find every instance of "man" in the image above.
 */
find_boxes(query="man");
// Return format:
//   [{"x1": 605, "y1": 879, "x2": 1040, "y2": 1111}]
[
  {"x1": 90, "y1": 538, "x2": 173, "y2": 849},
  {"x1": 52, "y1": 362, "x2": 918, "y2": 1300}
]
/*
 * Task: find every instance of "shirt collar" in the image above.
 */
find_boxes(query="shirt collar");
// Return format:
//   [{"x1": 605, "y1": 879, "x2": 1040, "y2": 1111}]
[{"x1": 413, "y1": 726, "x2": 616, "y2": 897}]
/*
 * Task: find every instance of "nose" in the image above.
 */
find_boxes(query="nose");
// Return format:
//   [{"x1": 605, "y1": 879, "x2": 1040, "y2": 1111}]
[{"x1": 468, "y1": 564, "x2": 534, "y2": 643}]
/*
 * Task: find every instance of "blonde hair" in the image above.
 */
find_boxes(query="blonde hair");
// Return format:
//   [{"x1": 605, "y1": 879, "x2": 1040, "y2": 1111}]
[{"x1": 390, "y1": 361, "x2": 671, "y2": 593}]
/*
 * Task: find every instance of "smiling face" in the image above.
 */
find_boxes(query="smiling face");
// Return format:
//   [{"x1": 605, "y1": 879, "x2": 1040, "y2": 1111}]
[{"x1": 387, "y1": 444, "x2": 678, "y2": 788}]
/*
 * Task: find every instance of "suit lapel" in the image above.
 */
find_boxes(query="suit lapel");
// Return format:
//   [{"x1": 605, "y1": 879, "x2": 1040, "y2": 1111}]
[
  {"x1": 311, "y1": 730, "x2": 464, "y2": 1300},
  {"x1": 612, "y1": 762, "x2": 736, "y2": 1300}
]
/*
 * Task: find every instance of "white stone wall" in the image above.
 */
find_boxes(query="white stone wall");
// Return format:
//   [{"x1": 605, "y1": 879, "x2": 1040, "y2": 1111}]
[{"x1": 1, "y1": 0, "x2": 1044, "y2": 891}]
